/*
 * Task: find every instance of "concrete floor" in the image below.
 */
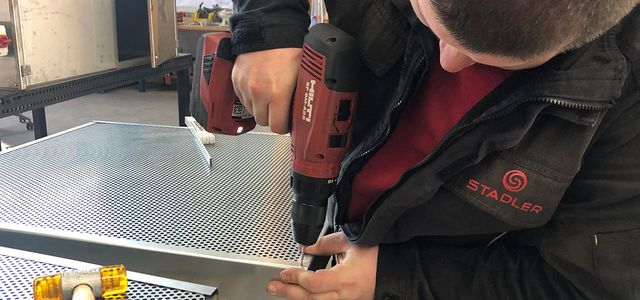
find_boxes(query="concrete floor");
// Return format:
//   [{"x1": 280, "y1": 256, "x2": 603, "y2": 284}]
[{"x1": 0, "y1": 81, "x2": 270, "y2": 149}]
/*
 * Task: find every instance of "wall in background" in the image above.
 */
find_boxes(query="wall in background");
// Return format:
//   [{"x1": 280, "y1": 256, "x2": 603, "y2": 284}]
[{"x1": 176, "y1": 0, "x2": 232, "y2": 10}]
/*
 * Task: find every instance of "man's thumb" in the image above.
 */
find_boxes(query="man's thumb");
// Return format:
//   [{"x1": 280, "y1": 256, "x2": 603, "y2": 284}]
[{"x1": 305, "y1": 232, "x2": 349, "y2": 255}]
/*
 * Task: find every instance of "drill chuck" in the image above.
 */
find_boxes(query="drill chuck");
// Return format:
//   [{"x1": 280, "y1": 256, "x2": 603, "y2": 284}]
[{"x1": 290, "y1": 172, "x2": 336, "y2": 246}]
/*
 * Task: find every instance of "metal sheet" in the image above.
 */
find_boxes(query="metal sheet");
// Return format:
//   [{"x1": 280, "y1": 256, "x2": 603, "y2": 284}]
[
  {"x1": 0, "y1": 121, "x2": 299, "y2": 261},
  {"x1": 148, "y1": 0, "x2": 178, "y2": 68},
  {"x1": 0, "y1": 122, "x2": 300, "y2": 299},
  {"x1": 16, "y1": 0, "x2": 118, "y2": 87}
]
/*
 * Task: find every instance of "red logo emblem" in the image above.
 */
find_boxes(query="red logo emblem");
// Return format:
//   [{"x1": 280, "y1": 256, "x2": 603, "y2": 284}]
[
  {"x1": 0, "y1": 35, "x2": 11, "y2": 49},
  {"x1": 502, "y1": 170, "x2": 527, "y2": 193}
]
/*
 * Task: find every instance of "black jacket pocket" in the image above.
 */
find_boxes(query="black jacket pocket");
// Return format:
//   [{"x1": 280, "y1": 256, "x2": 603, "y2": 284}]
[{"x1": 594, "y1": 228, "x2": 640, "y2": 299}]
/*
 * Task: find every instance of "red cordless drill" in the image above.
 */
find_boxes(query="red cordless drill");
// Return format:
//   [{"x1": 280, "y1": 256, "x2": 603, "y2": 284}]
[
  {"x1": 191, "y1": 23, "x2": 360, "y2": 259},
  {"x1": 191, "y1": 33, "x2": 256, "y2": 135}
]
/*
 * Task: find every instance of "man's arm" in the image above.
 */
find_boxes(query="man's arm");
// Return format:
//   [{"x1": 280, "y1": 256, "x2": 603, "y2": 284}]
[
  {"x1": 230, "y1": 0, "x2": 310, "y2": 133},
  {"x1": 230, "y1": 0, "x2": 310, "y2": 54},
  {"x1": 376, "y1": 239, "x2": 596, "y2": 299}
]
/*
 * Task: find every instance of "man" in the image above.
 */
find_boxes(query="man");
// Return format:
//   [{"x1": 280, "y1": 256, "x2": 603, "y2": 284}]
[{"x1": 230, "y1": 0, "x2": 640, "y2": 299}]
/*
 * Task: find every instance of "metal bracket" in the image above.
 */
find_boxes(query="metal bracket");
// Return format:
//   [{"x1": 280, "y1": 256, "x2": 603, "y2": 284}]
[{"x1": 20, "y1": 64, "x2": 31, "y2": 76}]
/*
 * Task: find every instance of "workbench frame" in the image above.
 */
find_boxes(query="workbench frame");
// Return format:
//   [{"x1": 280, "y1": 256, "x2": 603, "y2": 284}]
[{"x1": 0, "y1": 54, "x2": 192, "y2": 139}]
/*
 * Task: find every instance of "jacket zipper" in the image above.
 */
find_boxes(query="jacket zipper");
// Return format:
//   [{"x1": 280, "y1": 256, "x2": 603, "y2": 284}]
[
  {"x1": 536, "y1": 97, "x2": 613, "y2": 111},
  {"x1": 343, "y1": 54, "x2": 427, "y2": 178},
  {"x1": 364, "y1": 58, "x2": 428, "y2": 157},
  {"x1": 335, "y1": 53, "x2": 427, "y2": 223},
  {"x1": 412, "y1": 96, "x2": 611, "y2": 169},
  {"x1": 348, "y1": 96, "x2": 611, "y2": 240}
]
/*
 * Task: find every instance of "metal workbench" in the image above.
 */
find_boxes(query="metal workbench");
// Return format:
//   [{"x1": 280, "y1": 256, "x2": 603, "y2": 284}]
[
  {"x1": 0, "y1": 55, "x2": 192, "y2": 139},
  {"x1": 0, "y1": 121, "x2": 300, "y2": 300}
]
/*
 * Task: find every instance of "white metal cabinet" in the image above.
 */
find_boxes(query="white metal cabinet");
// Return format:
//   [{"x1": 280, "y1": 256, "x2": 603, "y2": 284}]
[{"x1": 0, "y1": 0, "x2": 177, "y2": 90}]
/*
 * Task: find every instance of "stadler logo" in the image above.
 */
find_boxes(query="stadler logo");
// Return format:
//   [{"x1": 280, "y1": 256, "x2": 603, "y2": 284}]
[
  {"x1": 502, "y1": 170, "x2": 528, "y2": 193},
  {"x1": 466, "y1": 169, "x2": 542, "y2": 214}
]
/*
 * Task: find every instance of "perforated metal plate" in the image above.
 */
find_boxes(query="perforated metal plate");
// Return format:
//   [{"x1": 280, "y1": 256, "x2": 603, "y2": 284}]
[
  {"x1": 0, "y1": 254, "x2": 207, "y2": 300},
  {"x1": 0, "y1": 122, "x2": 299, "y2": 262}
]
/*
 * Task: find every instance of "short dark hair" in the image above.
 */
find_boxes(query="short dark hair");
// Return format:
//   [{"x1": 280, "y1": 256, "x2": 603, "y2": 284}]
[{"x1": 431, "y1": 0, "x2": 640, "y2": 59}]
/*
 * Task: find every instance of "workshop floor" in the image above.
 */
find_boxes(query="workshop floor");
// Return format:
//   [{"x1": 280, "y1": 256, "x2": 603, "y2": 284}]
[{"x1": 0, "y1": 81, "x2": 270, "y2": 150}]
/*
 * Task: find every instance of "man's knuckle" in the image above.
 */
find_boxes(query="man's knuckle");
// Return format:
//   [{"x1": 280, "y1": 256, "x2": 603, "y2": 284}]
[{"x1": 247, "y1": 80, "x2": 264, "y2": 97}]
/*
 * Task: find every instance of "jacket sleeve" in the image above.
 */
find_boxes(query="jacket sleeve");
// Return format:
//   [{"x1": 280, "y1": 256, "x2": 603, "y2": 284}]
[
  {"x1": 229, "y1": 0, "x2": 310, "y2": 54},
  {"x1": 374, "y1": 238, "x2": 595, "y2": 300}
]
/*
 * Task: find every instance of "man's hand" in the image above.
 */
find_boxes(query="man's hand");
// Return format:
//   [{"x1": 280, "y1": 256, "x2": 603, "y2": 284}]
[
  {"x1": 266, "y1": 232, "x2": 378, "y2": 300},
  {"x1": 232, "y1": 48, "x2": 303, "y2": 134}
]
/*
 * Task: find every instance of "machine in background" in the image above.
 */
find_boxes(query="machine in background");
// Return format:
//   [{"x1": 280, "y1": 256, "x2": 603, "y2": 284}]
[{"x1": 0, "y1": 0, "x2": 178, "y2": 90}]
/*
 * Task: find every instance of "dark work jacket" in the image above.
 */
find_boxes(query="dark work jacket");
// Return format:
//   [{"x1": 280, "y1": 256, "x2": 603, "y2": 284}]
[{"x1": 231, "y1": 1, "x2": 640, "y2": 299}]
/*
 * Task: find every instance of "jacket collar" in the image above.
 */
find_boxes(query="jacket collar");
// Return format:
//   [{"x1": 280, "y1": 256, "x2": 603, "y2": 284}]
[{"x1": 530, "y1": 30, "x2": 629, "y2": 103}]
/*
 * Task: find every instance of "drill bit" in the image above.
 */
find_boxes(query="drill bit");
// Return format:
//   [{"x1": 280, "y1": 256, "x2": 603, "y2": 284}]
[{"x1": 298, "y1": 244, "x2": 306, "y2": 268}]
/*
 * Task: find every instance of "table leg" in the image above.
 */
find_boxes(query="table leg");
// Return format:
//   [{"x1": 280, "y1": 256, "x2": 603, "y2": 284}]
[
  {"x1": 32, "y1": 107, "x2": 48, "y2": 139},
  {"x1": 177, "y1": 69, "x2": 191, "y2": 127}
]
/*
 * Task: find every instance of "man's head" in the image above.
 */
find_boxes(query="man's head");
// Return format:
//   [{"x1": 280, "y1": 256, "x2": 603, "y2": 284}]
[{"x1": 410, "y1": 0, "x2": 640, "y2": 72}]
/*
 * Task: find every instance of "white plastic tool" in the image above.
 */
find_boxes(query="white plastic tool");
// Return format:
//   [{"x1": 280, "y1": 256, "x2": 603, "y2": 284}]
[
  {"x1": 185, "y1": 116, "x2": 216, "y2": 145},
  {"x1": 185, "y1": 116, "x2": 214, "y2": 168}
]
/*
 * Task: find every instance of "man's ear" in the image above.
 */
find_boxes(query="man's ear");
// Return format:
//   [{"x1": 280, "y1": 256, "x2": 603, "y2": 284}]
[{"x1": 439, "y1": 40, "x2": 476, "y2": 73}]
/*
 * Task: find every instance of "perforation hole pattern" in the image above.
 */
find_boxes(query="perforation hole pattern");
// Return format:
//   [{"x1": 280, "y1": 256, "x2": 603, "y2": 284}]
[
  {"x1": 0, "y1": 254, "x2": 206, "y2": 299},
  {"x1": 0, "y1": 123, "x2": 300, "y2": 261}
]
